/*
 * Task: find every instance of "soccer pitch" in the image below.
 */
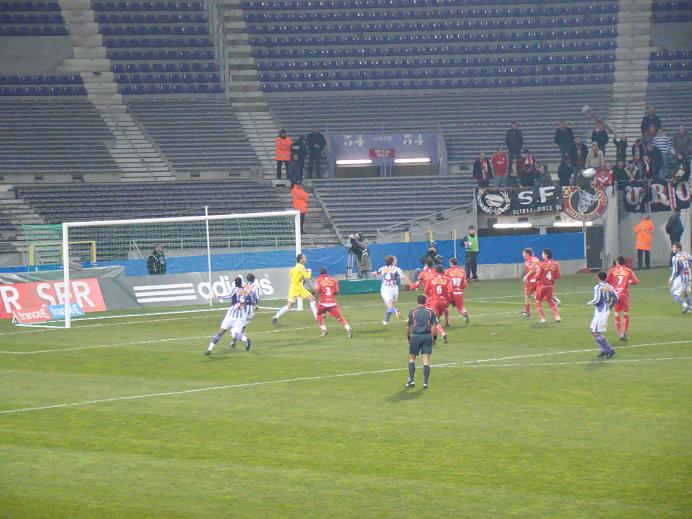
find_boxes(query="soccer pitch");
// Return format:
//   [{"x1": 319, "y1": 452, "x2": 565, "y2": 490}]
[{"x1": 1, "y1": 269, "x2": 690, "y2": 518}]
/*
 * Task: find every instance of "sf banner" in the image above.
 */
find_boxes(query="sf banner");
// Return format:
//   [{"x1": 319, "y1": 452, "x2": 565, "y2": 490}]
[
  {"x1": 476, "y1": 186, "x2": 562, "y2": 216},
  {"x1": 622, "y1": 180, "x2": 691, "y2": 213}
]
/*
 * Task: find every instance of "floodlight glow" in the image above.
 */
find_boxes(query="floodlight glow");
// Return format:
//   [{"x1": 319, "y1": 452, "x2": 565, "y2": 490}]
[
  {"x1": 335, "y1": 159, "x2": 373, "y2": 165},
  {"x1": 492, "y1": 222, "x2": 533, "y2": 229},
  {"x1": 393, "y1": 157, "x2": 432, "y2": 164},
  {"x1": 553, "y1": 221, "x2": 594, "y2": 227}
]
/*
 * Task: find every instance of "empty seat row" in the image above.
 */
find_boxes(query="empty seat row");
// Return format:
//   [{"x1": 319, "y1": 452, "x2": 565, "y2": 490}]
[
  {"x1": 649, "y1": 71, "x2": 692, "y2": 82},
  {"x1": 112, "y1": 62, "x2": 218, "y2": 73},
  {"x1": 652, "y1": 1, "x2": 692, "y2": 10},
  {"x1": 242, "y1": 0, "x2": 612, "y2": 10},
  {"x1": 103, "y1": 37, "x2": 212, "y2": 47},
  {"x1": 261, "y1": 74, "x2": 614, "y2": 91},
  {"x1": 0, "y1": 86, "x2": 87, "y2": 95},
  {"x1": 0, "y1": 75, "x2": 82, "y2": 84},
  {"x1": 107, "y1": 48, "x2": 215, "y2": 59},
  {"x1": 0, "y1": 2, "x2": 60, "y2": 11},
  {"x1": 119, "y1": 83, "x2": 223, "y2": 94},
  {"x1": 95, "y1": 13, "x2": 207, "y2": 23},
  {"x1": 0, "y1": 25, "x2": 68, "y2": 35},
  {"x1": 649, "y1": 60, "x2": 691, "y2": 71},
  {"x1": 248, "y1": 16, "x2": 617, "y2": 34},
  {"x1": 92, "y1": 2, "x2": 204, "y2": 11},
  {"x1": 254, "y1": 40, "x2": 615, "y2": 58},
  {"x1": 100, "y1": 24, "x2": 208, "y2": 35},
  {"x1": 652, "y1": 12, "x2": 692, "y2": 22},
  {"x1": 246, "y1": 4, "x2": 618, "y2": 21},
  {"x1": 651, "y1": 49, "x2": 692, "y2": 60},
  {"x1": 250, "y1": 28, "x2": 617, "y2": 46},
  {"x1": 116, "y1": 72, "x2": 220, "y2": 83},
  {"x1": 0, "y1": 13, "x2": 63, "y2": 23}
]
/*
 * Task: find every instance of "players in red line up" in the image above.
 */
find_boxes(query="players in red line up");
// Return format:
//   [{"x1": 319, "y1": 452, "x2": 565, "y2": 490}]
[
  {"x1": 534, "y1": 248, "x2": 561, "y2": 324},
  {"x1": 314, "y1": 267, "x2": 353, "y2": 338},
  {"x1": 606, "y1": 256, "x2": 639, "y2": 341}
]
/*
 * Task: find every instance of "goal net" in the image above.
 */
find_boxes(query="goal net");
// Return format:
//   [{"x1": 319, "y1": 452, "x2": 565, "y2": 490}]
[{"x1": 16, "y1": 210, "x2": 301, "y2": 328}]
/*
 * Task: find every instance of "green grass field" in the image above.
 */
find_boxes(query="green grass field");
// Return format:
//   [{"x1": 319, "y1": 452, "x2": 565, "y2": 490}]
[{"x1": 1, "y1": 268, "x2": 690, "y2": 518}]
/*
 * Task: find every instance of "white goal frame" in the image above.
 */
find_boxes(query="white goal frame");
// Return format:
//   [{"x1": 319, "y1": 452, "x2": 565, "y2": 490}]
[{"x1": 61, "y1": 210, "x2": 302, "y2": 328}]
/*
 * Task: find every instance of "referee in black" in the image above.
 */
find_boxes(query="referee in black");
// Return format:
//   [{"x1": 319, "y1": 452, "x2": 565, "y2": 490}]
[{"x1": 405, "y1": 294, "x2": 437, "y2": 389}]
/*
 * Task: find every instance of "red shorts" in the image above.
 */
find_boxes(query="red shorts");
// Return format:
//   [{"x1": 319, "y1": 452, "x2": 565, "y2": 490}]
[
  {"x1": 536, "y1": 285, "x2": 554, "y2": 301},
  {"x1": 613, "y1": 294, "x2": 629, "y2": 312},
  {"x1": 427, "y1": 300, "x2": 449, "y2": 317},
  {"x1": 450, "y1": 293, "x2": 464, "y2": 309},
  {"x1": 318, "y1": 304, "x2": 342, "y2": 318},
  {"x1": 524, "y1": 282, "x2": 537, "y2": 295}
]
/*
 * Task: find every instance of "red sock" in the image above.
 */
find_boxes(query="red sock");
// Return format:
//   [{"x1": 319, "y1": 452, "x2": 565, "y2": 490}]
[
  {"x1": 316, "y1": 314, "x2": 325, "y2": 326},
  {"x1": 623, "y1": 315, "x2": 630, "y2": 333},
  {"x1": 548, "y1": 299, "x2": 559, "y2": 319},
  {"x1": 443, "y1": 308, "x2": 449, "y2": 324},
  {"x1": 436, "y1": 323, "x2": 446, "y2": 336},
  {"x1": 613, "y1": 315, "x2": 621, "y2": 334},
  {"x1": 536, "y1": 301, "x2": 545, "y2": 320}
]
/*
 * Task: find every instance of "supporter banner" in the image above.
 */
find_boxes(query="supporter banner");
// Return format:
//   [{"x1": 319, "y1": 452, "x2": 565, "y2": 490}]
[
  {"x1": 0, "y1": 278, "x2": 106, "y2": 319},
  {"x1": 622, "y1": 180, "x2": 691, "y2": 213},
  {"x1": 562, "y1": 186, "x2": 608, "y2": 222},
  {"x1": 476, "y1": 186, "x2": 562, "y2": 216}
]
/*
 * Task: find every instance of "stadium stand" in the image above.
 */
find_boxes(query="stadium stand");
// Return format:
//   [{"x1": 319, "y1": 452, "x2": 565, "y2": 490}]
[
  {"x1": 311, "y1": 176, "x2": 477, "y2": 240},
  {"x1": 126, "y1": 98, "x2": 261, "y2": 174},
  {"x1": 0, "y1": 99, "x2": 120, "y2": 178},
  {"x1": 645, "y1": 83, "x2": 692, "y2": 129},
  {"x1": 0, "y1": 1, "x2": 69, "y2": 36},
  {"x1": 651, "y1": 1, "x2": 692, "y2": 23}
]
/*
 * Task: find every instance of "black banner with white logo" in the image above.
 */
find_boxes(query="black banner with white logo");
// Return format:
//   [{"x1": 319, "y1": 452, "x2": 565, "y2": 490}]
[
  {"x1": 476, "y1": 186, "x2": 562, "y2": 216},
  {"x1": 623, "y1": 181, "x2": 691, "y2": 212}
]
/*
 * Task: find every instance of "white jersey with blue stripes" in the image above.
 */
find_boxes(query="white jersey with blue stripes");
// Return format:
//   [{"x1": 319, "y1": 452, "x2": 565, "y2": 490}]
[
  {"x1": 670, "y1": 251, "x2": 691, "y2": 283},
  {"x1": 587, "y1": 281, "x2": 618, "y2": 312},
  {"x1": 378, "y1": 265, "x2": 403, "y2": 288}
]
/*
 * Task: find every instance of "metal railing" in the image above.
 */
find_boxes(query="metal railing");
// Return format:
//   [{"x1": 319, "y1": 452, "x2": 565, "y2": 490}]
[{"x1": 376, "y1": 201, "x2": 474, "y2": 241}]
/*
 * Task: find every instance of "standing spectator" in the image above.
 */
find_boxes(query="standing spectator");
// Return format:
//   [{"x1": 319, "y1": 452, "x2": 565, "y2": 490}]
[
  {"x1": 287, "y1": 147, "x2": 303, "y2": 186},
  {"x1": 613, "y1": 159, "x2": 629, "y2": 189},
  {"x1": 593, "y1": 161, "x2": 613, "y2": 191},
  {"x1": 640, "y1": 107, "x2": 661, "y2": 135},
  {"x1": 554, "y1": 120, "x2": 575, "y2": 159},
  {"x1": 613, "y1": 134, "x2": 628, "y2": 163},
  {"x1": 665, "y1": 210, "x2": 684, "y2": 248},
  {"x1": 672, "y1": 124, "x2": 691, "y2": 166},
  {"x1": 472, "y1": 152, "x2": 492, "y2": 187},
  {"x1": 461, "y1": 225, "x2": 480, "y2": 282},
  {"x1": 633, "y1": 215, "x2": 654, "y2": 269},
  {"x1": 291, "y1": 134, "x2": 308, "y2": 176},
  {"x1": 653, "y1": 128, "x2": 672, "y2": 178},
  {"x1": 586, "y1": 142, "x2": 605, "y2": 169},
  {"x1": 147, "y1": 244, "x2": 166, "y2": 275},
  {"x1": 569, "y1": 136, "x2": 588, "y2": 171},
  {"x1": 673, "y1": 152, "x2": 690, "y2": 183},
  {"x1": 640, "y1": 155, "x2": 653, "y2": 179},
  {"x1": 516, "y1": 148, "x2": 537, "y2": 187},
  {"x1": 504, "y1": 121, "x2": 524, "y2": 173},
  {"x1": 632, "y1": 137, "x2": 645, "y2": 166},
  {"x1": 275, "y1": 129, "x2": 292, "y2": 180},
  {"x1": 591, "y1": 124, "x2": 609, "y2": 155},
  {"x1": 291, "y1": 181, "x2": 309, "y2": 234},
  {"x1": 645, "y1": 142, "x2": 664, "y2": 179},
  {"x1": 535, "y1": 164, "x2": 553, "y2": 187},
  {"x1": 490, "y1": 146, "x2": 509, "y2": 187},
  {"x1": 557, "y1": 154, "x2": 574, "y2": 187},
  {"x1": 306, "y1": 126, "x2": 327, "y2": 179}
]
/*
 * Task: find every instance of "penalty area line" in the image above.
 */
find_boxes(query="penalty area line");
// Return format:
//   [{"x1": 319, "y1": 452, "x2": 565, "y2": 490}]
[{"x1": 0, "y1": 340, "x2": 690, "y2": 415}]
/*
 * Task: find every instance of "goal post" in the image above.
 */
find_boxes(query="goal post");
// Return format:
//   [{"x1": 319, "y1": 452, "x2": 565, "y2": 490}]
[{"x1": 16, "y1": 210, "x2": 301, "y2": 328}]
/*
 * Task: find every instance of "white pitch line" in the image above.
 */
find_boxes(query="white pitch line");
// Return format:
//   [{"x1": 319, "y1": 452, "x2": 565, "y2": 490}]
[
  {"x1": 1, "y1": 340, "x2": 690, "y2": 416},
  {"x1": 454, "y1": 356, "x2": 692, "y2": 369}
]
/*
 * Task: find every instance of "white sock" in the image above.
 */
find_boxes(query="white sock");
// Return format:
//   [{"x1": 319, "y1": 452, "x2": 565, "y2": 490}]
[
  {"x1": 344, "y1": 324, "x2": 351, "y2": 331},
  {"x1": 274, "y1": 305, "x2": 290, "y2": 319},
  {"x1": 320, "y1": 324, "x2": 327, "y2": 332},
  {"x1": 309, "y1": 300, "x2": 317, "y2": 317},
  {"x1": 207, "y1": 343, "x2": 215, "y2": 351}
]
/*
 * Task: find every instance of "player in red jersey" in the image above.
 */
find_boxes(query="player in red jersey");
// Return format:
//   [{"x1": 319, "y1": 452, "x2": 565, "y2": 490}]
[
  {"x1": 314, "y1": 267, "x2": 353, "y2": 338},
  {"x1": 425, "y1": 265, "x2": 452, "y2": 343},
  {"x1": 445, "y1": 257, "x2": 469, "y2": 323},
  {"x1": 407, "y1": 257, "x2": 435, "y2": 291},
  {"x1": 535, "y1": 248, "x2": 561, "y2": 323},
  {"x1": 521, "y1": 247, "x2": 541, "y2": 318},
  {"x1": 606, "y1": 255, "x2": 639, "y2": 341}
]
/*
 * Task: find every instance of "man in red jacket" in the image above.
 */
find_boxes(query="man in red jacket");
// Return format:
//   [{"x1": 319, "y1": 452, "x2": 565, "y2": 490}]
[{"x1": 491, "y1": 146, "x2": 509, "y2": 187}]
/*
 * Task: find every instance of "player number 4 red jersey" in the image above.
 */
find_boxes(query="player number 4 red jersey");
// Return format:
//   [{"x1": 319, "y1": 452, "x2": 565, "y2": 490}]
[{"x1": 536, "y1": 259, "x2": 561, "y2": 287}]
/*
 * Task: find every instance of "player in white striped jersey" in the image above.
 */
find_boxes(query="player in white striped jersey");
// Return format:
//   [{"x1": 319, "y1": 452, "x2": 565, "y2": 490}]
[
  {"x1": 230, "y1": 272, "x2": 261, "y2": 349},
  {"x1": 669, "y1": 243, "x2": 692, "y2": 313},
  {"x1": 372, "y1": 255, "x2": 411, "y2": 325},
  {"x1": 587, "y1": 271, "x2": 619, "y2": 359},
  {"x1": 204, "y1": 277, "x2": 257, "y2": 355}
]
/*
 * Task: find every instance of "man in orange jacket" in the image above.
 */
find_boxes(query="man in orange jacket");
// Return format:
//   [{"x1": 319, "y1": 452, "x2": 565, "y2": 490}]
[
  {"x1": 275, "y1": 129, "x2": 292, "y2": 180},
  {"x1": 634, "y1": 214, "x2": 654, "y2": 269},
  {"x1": 292, "y1": 181, "x2": 308, "y2": 234}
]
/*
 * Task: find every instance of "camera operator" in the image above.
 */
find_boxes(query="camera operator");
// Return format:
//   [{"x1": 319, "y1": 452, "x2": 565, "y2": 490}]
[
  {"x1": 347, "y1": 232, "x2": 370, "y2": 278},
  {"x1": 424, "y1": 243, "x2": 443, "y2": 266}
]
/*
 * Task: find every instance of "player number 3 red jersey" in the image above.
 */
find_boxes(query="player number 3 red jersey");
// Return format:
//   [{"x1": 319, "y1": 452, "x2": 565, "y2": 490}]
[{"x1": 315, "y1": 275, "x2": 339, "y2": 306}]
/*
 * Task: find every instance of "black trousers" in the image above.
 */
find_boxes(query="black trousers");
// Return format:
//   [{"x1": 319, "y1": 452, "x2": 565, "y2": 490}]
[
  {"x1": 276, "y1": 160, "x2": 289, "y2": 179},
  {"x1": 300, "y1": 212, "x2": 306, "y2": 233},
  {"x1": 307, "y1": 154, "x2": 321, "y2": 179},
  {"x1": 508, "y1": 149, "x2": 521, "y2": 173},
  {"x1": 637, "y1": 249, "x2": 650, "y2": 269},
  {"x1": 465, "y1": 251, "x2": 479, "y2": 280}
]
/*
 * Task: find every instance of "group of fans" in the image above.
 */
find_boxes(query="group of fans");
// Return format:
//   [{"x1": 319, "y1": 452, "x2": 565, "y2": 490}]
[{"x1": 204, "y1": 244, "x2": 692, "y2": 390}]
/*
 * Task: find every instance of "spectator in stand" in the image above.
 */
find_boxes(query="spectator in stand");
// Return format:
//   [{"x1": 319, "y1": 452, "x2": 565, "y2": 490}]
[
  {"x1": 306, "y1": 127, "x2": 327, "y2": 179},
  {"x1": 613, "y1": 134, "x2": 628, "y2": 163},
  {"x1": 275, "y1": 129, "x2": 292, "y2": 180},
  {"x1": 673, "y1": 152, "x2": 690, "y2": 183},
  {"x1": 291, "y1": 134, "x2": 308, "y2": 177},
  {"x1": 472, "y1": 152, "x2": 493, "y2": 188},
  {"x1": 505, "y1": 121, "x2": 524, "y2": 173},
  {"x1": 569, "y1": 136, "x2": 588, "y2": 171},
  {"x1": 632, "y1": 137, "x2": 645, "y2": 166},
  {"x1": 287, "y1": 147, "x2": 303, "y2": 186},
  {"x1": 640, "y1": 107, "x2": 661, "y2": 136},
  {"x1": 535, "y1": 164, "x2": 553, "y2": 187},
  {"x1": 672, "y1": 124, "x2": 691, "y2": 166},
  {"x1": 666, "y1": 210, "x2": 684, "y2": 248},
  {"x1": 645, "y1": 142, "x2": 664, "y2": 179},
  {"x1": 652, "y1": 128, "x2": 672, "y2": 179},
  {"x1": 291, "y1": 181, "x2": 309, "y2": 234},
  {"x1": 490, "y1": 146, "x2": 509, "y2": 187},
  {"x1": 633, "y1": 215, "x2": 654, "y2": 269},
  {"x1": 147, "y1": 244, "x2": 166, "y2": 275},
  {"x1": 641, "y1": 155, "x2": 653, "y2": 179},
  {"x1": 557, "y1": 154, "x2": 574, "y2": 187},
  {"x1": 586, "y1": 142, "x2": 605, "y2": 169},
  {"x1": 591, "y1": 124, "x2": 609, "y2": 156},
  {"x1": 613, "y1": 159, "x2": 629, "y2": 189},
  {"x1": 593, "y1": 161, "x2": 613, "y2": 191},
  {"x1": 516, "y1": 148, "x2": 537, "y2": 187},
  {"x1": 625, "y1": 160, "x2": 641, "y2": 182},
  {"x1": 554, "y1": 120, "x2": 575, "y2": 159}
]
